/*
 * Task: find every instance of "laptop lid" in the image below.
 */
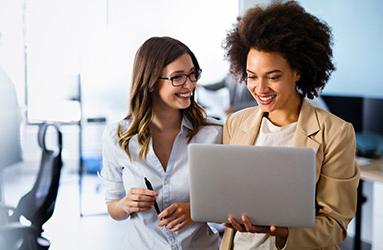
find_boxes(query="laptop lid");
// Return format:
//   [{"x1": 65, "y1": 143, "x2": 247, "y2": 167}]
[{"x1": 188, "y1": 144, "x2": 315, "y2": 227}]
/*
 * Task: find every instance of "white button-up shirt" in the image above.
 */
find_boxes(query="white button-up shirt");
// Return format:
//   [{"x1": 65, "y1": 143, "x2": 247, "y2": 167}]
[{"x1": 99, "y1": 117, "x2": 222, "y2": 250}]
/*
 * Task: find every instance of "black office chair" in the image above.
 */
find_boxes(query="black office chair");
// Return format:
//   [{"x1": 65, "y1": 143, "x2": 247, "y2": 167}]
[{"x1": 0, "y1": 122, "x2": 63, "y2": 250}]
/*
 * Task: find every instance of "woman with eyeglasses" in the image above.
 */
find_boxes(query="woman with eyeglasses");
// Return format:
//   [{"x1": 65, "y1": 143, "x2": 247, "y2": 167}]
[
  {"x1": 220, "y1": 1, "x2": 359, "y2": 249},
  {"x1": 99, "y1": 36, "x2": 221, "y2": 250}
]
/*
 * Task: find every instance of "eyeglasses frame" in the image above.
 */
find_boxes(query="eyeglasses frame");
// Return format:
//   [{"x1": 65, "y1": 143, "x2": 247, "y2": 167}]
[{"x1": 159, "y1": 69, "x2": 202, "y2": 87}]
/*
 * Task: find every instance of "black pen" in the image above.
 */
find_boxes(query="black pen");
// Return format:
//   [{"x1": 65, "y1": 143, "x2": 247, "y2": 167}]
[{"x1": 144, "y1": 177, "x2": 161, "y2": 214}]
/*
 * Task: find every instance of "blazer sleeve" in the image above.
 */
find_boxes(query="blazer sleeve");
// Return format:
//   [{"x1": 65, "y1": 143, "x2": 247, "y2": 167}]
[{"x1": 284, "y1": 122, "x2": 360, "y2": 249}]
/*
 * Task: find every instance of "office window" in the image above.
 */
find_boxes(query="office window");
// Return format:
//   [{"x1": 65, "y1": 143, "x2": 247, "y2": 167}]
[
  {"x1": 299, "y1": 0, "x2": 383, "y2": 98},
  {"x1": 23, "y1": 0, "x2": 238, "y2": 122}
]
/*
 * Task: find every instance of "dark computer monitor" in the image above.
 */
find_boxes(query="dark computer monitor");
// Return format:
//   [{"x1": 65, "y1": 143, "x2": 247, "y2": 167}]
[
  {"x1": 363, "y1": 98, "x2": 383, "y2": 135},
  {"x1": 321, "y1": 95, "x2": 364, "y2": 133},
  {"x1": 321, "y1": 95, "x2": 383, "y2": 158}
]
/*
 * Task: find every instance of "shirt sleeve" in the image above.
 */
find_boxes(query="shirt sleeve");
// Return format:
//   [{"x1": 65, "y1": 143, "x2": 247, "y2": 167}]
[
  {"x1": 98, "y1": 123, "x2": 126, "y2": 203},
  {"x1": 197, "y1": 119, "x2": 223, "y2": 144}
]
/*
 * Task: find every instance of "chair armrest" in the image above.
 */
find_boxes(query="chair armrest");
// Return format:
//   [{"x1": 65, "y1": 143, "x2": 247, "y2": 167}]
[
  {"x1": 0, "y1": 203, "x2": 16, "y2": 212},
  {"x1": 0, "y1": 223, "x2": 39, "y2": 249},
  {"x1": 0, "y1": 203, "x2": 16, "y2": 223},
  {"x1": 0, "y1": 222, "x2": 34, "y2": 233}
]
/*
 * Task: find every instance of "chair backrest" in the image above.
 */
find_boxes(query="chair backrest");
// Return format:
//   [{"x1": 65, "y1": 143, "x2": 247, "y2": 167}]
[{"x1": 11, "y1": 123, "x2": 63, "y2": 231}]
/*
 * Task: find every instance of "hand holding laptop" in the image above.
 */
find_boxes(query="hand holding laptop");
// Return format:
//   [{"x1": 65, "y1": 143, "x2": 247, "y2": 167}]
[{"x1": 226, "y1": 215, "x2": 288, "y2": 248}]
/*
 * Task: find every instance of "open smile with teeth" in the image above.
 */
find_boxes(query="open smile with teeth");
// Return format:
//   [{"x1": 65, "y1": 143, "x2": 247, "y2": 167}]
[
  {"x1": 177, "y1": 92, "x2": 192, "y2": 98},
  {"x1": 258, "y1": 94, "x2": 276, "y2": 103}
]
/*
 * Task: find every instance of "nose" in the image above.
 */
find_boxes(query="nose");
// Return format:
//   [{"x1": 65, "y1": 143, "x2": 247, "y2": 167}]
[
  {"x1": 247, "y1": 77, "x2": 268, "y2": 94},
  {"x1": 183, "y1": 77, "x2": 196, "y2": 90},
  {"x1": 257, "y1": 78, "x2": 269, "y2": 92}
]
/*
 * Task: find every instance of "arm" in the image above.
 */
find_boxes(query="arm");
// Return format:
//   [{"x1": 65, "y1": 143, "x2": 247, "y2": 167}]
[
  {"x1": 99, "y1": 124, "x2": 156, "y2": 220},
  {"x1": 107, "y1": 200, "x2": 130, "y2": 220},
  {"x1": 284, "y1": 122, "x2": 360, "y2": 249}
]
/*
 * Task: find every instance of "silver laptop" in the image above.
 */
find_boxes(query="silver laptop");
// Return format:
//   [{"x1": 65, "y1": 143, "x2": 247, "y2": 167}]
[{"x1": 188, "y1": 144, "x2": 316, "y2": 227}]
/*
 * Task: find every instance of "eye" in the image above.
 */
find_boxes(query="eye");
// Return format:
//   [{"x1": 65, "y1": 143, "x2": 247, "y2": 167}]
[
  {"x1": 268, "y1": 75, "x2": 281, "y2": 81},
  {"x1": 170, "y1": 75, "x2": 185, "y2": 81}
]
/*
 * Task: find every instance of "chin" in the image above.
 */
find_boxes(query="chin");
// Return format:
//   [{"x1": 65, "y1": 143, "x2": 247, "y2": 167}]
[
  {"x1": 257, "y1": 100, "x2": 276, "y2": 113},
  {"x1": 178, "y1": 100, "x2": 191, "y2": 109},
  {"x1": 259, "y1": 106, "x2": 273, "y2": 113}
]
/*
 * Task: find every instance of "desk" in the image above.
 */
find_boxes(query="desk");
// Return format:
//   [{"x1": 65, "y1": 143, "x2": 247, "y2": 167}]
[{"x1": 355, "y1": 158, "x2": 383, "y2": 250}]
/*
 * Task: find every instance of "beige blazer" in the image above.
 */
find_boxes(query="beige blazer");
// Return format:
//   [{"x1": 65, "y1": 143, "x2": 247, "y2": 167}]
[{"x1": 220, "y1": 99, "x2": 360, "y2": 250}]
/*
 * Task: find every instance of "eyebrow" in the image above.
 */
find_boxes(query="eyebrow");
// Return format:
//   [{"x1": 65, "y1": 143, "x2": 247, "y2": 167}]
[
  {"x1": 246, "y1": 69, "x2": 282, "y2": 75},
  {"x1": 169, "y1": 67, "x2": 195, "y2": 75}
]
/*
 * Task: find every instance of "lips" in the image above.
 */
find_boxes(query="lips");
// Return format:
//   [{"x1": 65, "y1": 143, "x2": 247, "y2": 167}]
[
  {"x1": 257, "y1": 94, "x2": 276, "y2": 105},
  {"x1": 176, "y1": 92, "x2": 192, "y2": 98}
]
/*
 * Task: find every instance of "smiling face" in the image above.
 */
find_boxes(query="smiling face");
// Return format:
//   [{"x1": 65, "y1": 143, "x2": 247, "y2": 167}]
[
  {"x1": 152, "y1": 53, "x2": 197, "y2": 112},
  {"x1": 246, "y1": 48, "x2": 301, "y2": 125}
]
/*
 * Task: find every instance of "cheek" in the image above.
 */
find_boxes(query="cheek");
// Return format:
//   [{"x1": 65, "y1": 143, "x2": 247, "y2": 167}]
[
  {"x1": 158, "y1": 85, "x2": 175, "y2": 98},
  {"x1": 274, "y1": 82, "x2": 297, "y2": 101},
  {"x1": 247, "y1": 84, "x2": 256, "y2": 95}
]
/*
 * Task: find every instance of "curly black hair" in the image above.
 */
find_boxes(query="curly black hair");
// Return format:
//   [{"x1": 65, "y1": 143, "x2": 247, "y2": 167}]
[{"x1": 224, "y1": 1, "x2": 335, "y2": 99}]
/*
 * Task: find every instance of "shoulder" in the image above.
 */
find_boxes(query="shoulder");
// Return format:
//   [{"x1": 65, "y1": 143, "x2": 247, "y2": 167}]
[
  {"x1": 200, "y1": 117, "x2": 223, "y2": 135},
  {"x1": 193, "y1": 117, "x2": 223, "y2": 144},
  {"x1": 230, "y1": 106, "x2": 259, "y2": 120},
  {"x1": 300, "y1": 99, "x2": 355, "y2": 136},
  {"x1": 226, "y1": 106, "x2": 260, "y2": 128},
  {"x1": 103, "y1": 119, "x2": 131, "y2": 144},
  {"x1": 315, "y1": 107, "x2": 354, "y2": 134}
]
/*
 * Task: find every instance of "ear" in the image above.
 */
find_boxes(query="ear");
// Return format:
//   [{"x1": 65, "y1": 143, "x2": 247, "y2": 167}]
[{"x1": 295, "y1": 71, "x2": 301, "y2": 82}]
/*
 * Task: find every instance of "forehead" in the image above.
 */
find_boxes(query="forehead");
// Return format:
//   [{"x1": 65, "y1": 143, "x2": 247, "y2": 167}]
[
  {"x1": 162, "y1": 53, "x2": 194, "y2": 74},
  {"x1": 246, "y1": 48, "x2": 290, "y2": 72}
]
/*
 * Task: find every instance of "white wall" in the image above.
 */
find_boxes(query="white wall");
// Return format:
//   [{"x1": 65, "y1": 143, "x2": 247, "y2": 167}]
[
  {"x1": 297, "y1": 0, "x2": 383, "y2": 98},
  {"x1": 0, "y1": 0, "x2": 25, "y2": 104},
  {"x1": 17, "y1": 0, "x2": 238, "y2": 123},
  {"x1": 1, "y1": 0, "x2": 239, "y2": 166}
]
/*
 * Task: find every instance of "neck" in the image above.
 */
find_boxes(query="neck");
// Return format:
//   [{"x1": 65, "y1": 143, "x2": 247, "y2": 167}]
[
  {"x1": 150, "y1": 107, "x2": 182, "y2": 132},
  {"x1": 268, "y1": 95, "x2": 302, "y2": 127}
]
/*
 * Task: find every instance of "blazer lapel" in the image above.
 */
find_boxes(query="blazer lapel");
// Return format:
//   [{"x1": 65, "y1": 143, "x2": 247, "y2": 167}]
[
  {"x1": 293, "y1": 99, "x2": 324, "y2": 180},
  {"x1": 234, "y1": 100, "x2": 321, "y2": 154},
  {"x1": 293, "y1": 99, "x2": 320, "y2": 153},
  {"x1": 238, "y1": 108, "x2": 264, "y2": 145}
]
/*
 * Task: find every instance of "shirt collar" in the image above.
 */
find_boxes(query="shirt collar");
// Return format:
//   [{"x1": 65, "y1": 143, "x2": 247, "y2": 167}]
[{"x1": 181, "y1": 115, "x2": 193, "y2": 131}]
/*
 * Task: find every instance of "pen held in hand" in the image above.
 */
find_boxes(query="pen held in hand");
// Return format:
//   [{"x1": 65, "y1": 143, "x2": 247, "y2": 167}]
[{"x1": 144, "y1": 177, "x2": 161, "y2": 214}]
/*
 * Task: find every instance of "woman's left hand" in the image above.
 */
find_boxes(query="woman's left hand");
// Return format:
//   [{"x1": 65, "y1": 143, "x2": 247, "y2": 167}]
[
  {"x1": 158, "y1": 203, "x2": 192, "y2": 232},
  {"x1": 226, "y1": 215, "x2": 288, "y2": 247}
]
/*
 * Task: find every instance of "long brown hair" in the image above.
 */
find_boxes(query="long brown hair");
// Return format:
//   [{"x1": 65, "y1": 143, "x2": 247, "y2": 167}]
[{"x1": 118, "y1": 36, "x2": 212, "y2": 160}]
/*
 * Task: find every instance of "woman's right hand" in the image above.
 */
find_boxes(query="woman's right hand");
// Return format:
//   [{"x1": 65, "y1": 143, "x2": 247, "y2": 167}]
[{"x1": 117, "y1": 188, "x2": 157, "y2": 214}]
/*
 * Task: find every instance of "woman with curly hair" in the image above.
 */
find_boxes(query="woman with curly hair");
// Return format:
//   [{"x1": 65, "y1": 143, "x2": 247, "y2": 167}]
[
  {"x1": 220, "y1": 1, "x2": 359, "y2": 249},
  {"x1": 99, "y1": 36, "x2": 221, "y2": 249}
]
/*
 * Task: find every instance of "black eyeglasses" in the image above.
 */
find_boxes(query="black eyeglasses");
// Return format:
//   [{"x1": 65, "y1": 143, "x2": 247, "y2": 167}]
[{"x1": 159, "y1": 69, "x2": 202, "y2": 87}]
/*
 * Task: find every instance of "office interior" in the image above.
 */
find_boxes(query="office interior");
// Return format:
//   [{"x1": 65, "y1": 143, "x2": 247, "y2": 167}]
[{"x1": 1, "y1": 0, "x2": 383, "y2": 249}]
